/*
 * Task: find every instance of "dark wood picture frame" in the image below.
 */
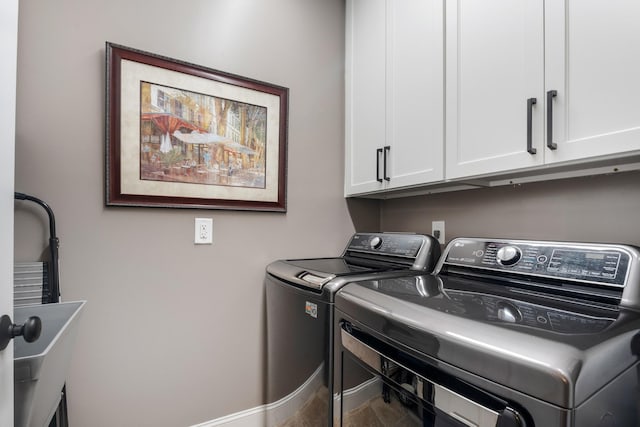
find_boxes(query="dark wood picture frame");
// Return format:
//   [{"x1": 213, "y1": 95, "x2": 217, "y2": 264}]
[{"x1": 105, "y1": 42, "x2": 288, "y2": 211}]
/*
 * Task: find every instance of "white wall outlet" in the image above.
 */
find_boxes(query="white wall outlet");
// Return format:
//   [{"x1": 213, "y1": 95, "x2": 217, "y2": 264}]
[
  {"x1": 432, "y1": 220, "x2": 445, "y2": 245},
  {"x1": 194, "y1": 218, "x2": 213, "y2": 244}
]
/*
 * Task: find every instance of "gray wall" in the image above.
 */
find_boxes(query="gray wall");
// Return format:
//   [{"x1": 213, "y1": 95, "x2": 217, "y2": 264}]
[
  {"x1": 14, "y1": 1, "x2": 356, "y2": 426},
  {"x1": 380, "y1": 171, "x2": 640, "y2": 246},
  {"x1": 16, "y1": 1, "x2": 639, "y2": 426}
]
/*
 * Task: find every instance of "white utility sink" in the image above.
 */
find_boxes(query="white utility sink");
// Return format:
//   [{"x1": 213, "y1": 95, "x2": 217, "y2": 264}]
[{"x1": 14, "y1": 301, "x2": 86, "y2": 427}]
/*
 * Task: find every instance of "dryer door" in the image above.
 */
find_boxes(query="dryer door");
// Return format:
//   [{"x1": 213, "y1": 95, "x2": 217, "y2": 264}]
[{"x1": 336, "y1": 323, "x2": 525, "y2": 427}]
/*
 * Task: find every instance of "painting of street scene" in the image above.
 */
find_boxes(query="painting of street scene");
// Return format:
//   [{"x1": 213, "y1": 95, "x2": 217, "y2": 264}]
[{"x1": 139, "y1": 82, "x2": 267, "y2": 188}]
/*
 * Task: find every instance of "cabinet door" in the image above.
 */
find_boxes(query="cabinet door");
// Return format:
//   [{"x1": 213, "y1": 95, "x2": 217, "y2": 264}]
[
  {"x1": 446, "y1": 0, "x2": 545, "y2": 180},
  {"x1": 345, "y1": 0, "x2": 386, "y2": 196},
  {"x1": 545, "y1": 0, "x2": 640, "y2": 164},
  {"x1": 386, "y1": 0, "x2": 444, "y2": 189}
]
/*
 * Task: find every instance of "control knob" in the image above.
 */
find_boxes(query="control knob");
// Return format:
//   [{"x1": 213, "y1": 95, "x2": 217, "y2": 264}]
[
  {"x1": 496, "y1": 245, "x2": 522, "y2": 266},
  {"x1": 370, "y1": 236, "x2": 383, "y2": 250},
  {"x1": 497, "y1": 301, "x2": 523, "y2": 323}
]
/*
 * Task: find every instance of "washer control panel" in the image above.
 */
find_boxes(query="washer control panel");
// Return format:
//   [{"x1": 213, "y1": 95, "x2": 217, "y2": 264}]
[
  {"x1": 443, "y1": 238, "x2": 633, "y2": 287},
  {"x1": 347, "y1": 233, "x2": 426, "y2": 258}
]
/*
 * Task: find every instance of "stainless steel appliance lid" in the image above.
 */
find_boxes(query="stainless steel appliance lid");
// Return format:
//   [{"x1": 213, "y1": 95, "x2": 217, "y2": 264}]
[
  {"x1": 335, "y1": 273, "x2": 640, "y2": 409},
  {"x1": 266, "y1": 232, "x2": 441, "y2": 293},
  {"x1": 284, "y1": 258, "x2": 371, "y2": 274},
  {"x1": 266, "y1": 257, "x2": 392, "y2": 291}
]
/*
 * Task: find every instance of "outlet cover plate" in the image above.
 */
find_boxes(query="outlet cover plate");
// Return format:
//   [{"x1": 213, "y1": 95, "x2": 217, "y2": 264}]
[
  {"x1": 195, "y1": 218, "x2": 213, "y2": 244},
  {"x1": 432, "y1": 220, "x2": 445, "y2": 245}
]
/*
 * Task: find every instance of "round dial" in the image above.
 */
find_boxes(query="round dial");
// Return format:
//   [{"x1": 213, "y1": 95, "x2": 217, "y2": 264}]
[
  {"x1": 497, "y1": 301, "x2": 523, "y2": 323},
  {"x1": 496, "y1": 245, "x2": 522, "y2": 266},
  {"x1": 370, "y1": 236, "x2": 383, "y2": 249}
]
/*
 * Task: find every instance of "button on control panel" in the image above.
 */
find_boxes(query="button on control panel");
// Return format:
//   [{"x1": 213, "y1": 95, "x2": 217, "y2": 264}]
[
  {"x1": 445, "y1": 239, "x2": 631, "y2": 287},
  {"x1": 369, "y1": 236, "x2": 383, "y2": 250},
  {"x1": 496, "y1": 246, "x2": 522, "y2": 266}
]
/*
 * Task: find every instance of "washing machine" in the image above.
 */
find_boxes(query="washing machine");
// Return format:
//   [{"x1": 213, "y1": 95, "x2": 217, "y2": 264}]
[{"x1": 265, "y1": 232, "x2": 441, "y2": 426}]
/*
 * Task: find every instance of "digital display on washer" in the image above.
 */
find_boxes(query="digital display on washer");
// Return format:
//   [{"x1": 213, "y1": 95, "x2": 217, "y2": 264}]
[{"x1": 547, "y1": 249, "x2": 621, "y2": 281}]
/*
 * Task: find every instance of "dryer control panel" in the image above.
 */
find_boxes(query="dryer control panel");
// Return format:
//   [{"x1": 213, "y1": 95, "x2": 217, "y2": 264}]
[{"x1": 441, "y1": 238, "x2": 637, "y2": 288}]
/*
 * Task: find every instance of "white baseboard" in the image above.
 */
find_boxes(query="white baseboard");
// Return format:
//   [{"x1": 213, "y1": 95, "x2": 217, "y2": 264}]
[
  {"x1": 191, "y1": 366, "x2": 382, "y2": 427},
  {"x1": 191, "y1": 363, "x2": 325, "y2": 427},
  {"x1": 190, "y1": 406, "x2": 265, "y2": 427},
  {"x1": 265, "y1": 362, "x2": 324, "y2": 426}
]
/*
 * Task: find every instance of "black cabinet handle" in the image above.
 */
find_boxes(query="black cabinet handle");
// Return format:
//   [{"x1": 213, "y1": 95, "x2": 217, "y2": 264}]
[
  {"x1": 376, "y1": 148, "x2": 383, "y2": 182},
  {"x1": 527, "y1": 98, "x2": 537, "y2": 155},
  {"x1": 547, "y1": 90, "x2": 557, "y2": 150},
  {"x1": 383, "y1": 146, "x2": 391, "y2": 181}
]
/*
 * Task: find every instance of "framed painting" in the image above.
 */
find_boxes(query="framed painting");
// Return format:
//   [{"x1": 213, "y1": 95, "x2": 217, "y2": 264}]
[{"x1": 105, "y1": 42, "x2": 288, "y2": 211}]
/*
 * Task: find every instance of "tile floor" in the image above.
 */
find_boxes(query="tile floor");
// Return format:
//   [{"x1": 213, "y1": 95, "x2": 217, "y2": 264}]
[
  {"x1": 343, "y1": 395, "x2": 420, "y2": 427},
  {"x1": 278, "y1": 387, "x2": 329, "y2": 427},
  {"x1": 276, "y1": 386, "x2": 421, "y2": 426}
]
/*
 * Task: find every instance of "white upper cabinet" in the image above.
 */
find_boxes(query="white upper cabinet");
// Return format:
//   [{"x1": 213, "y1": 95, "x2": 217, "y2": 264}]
[
  {"x1": 345, "y1": 0, "x2": 386, "y2": 195},
  {"x1": 346, "y1": 0, "x2": 640, "y2": 196},
  {"x1": 544, "y1": 0, "x2": 640, "y2": 164},
  {"x1": 385, "y1": 0, "x2": 444, "y2": 189},
  {"x1": 345, "y1": 0, "x2": 444, "y2": 196},
  {"x1": 445, "y1": 0, "x2": 640, "y2": 179},
  {"x1": 445, "y1": 0, "x2": 545, "y2": 180}
]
